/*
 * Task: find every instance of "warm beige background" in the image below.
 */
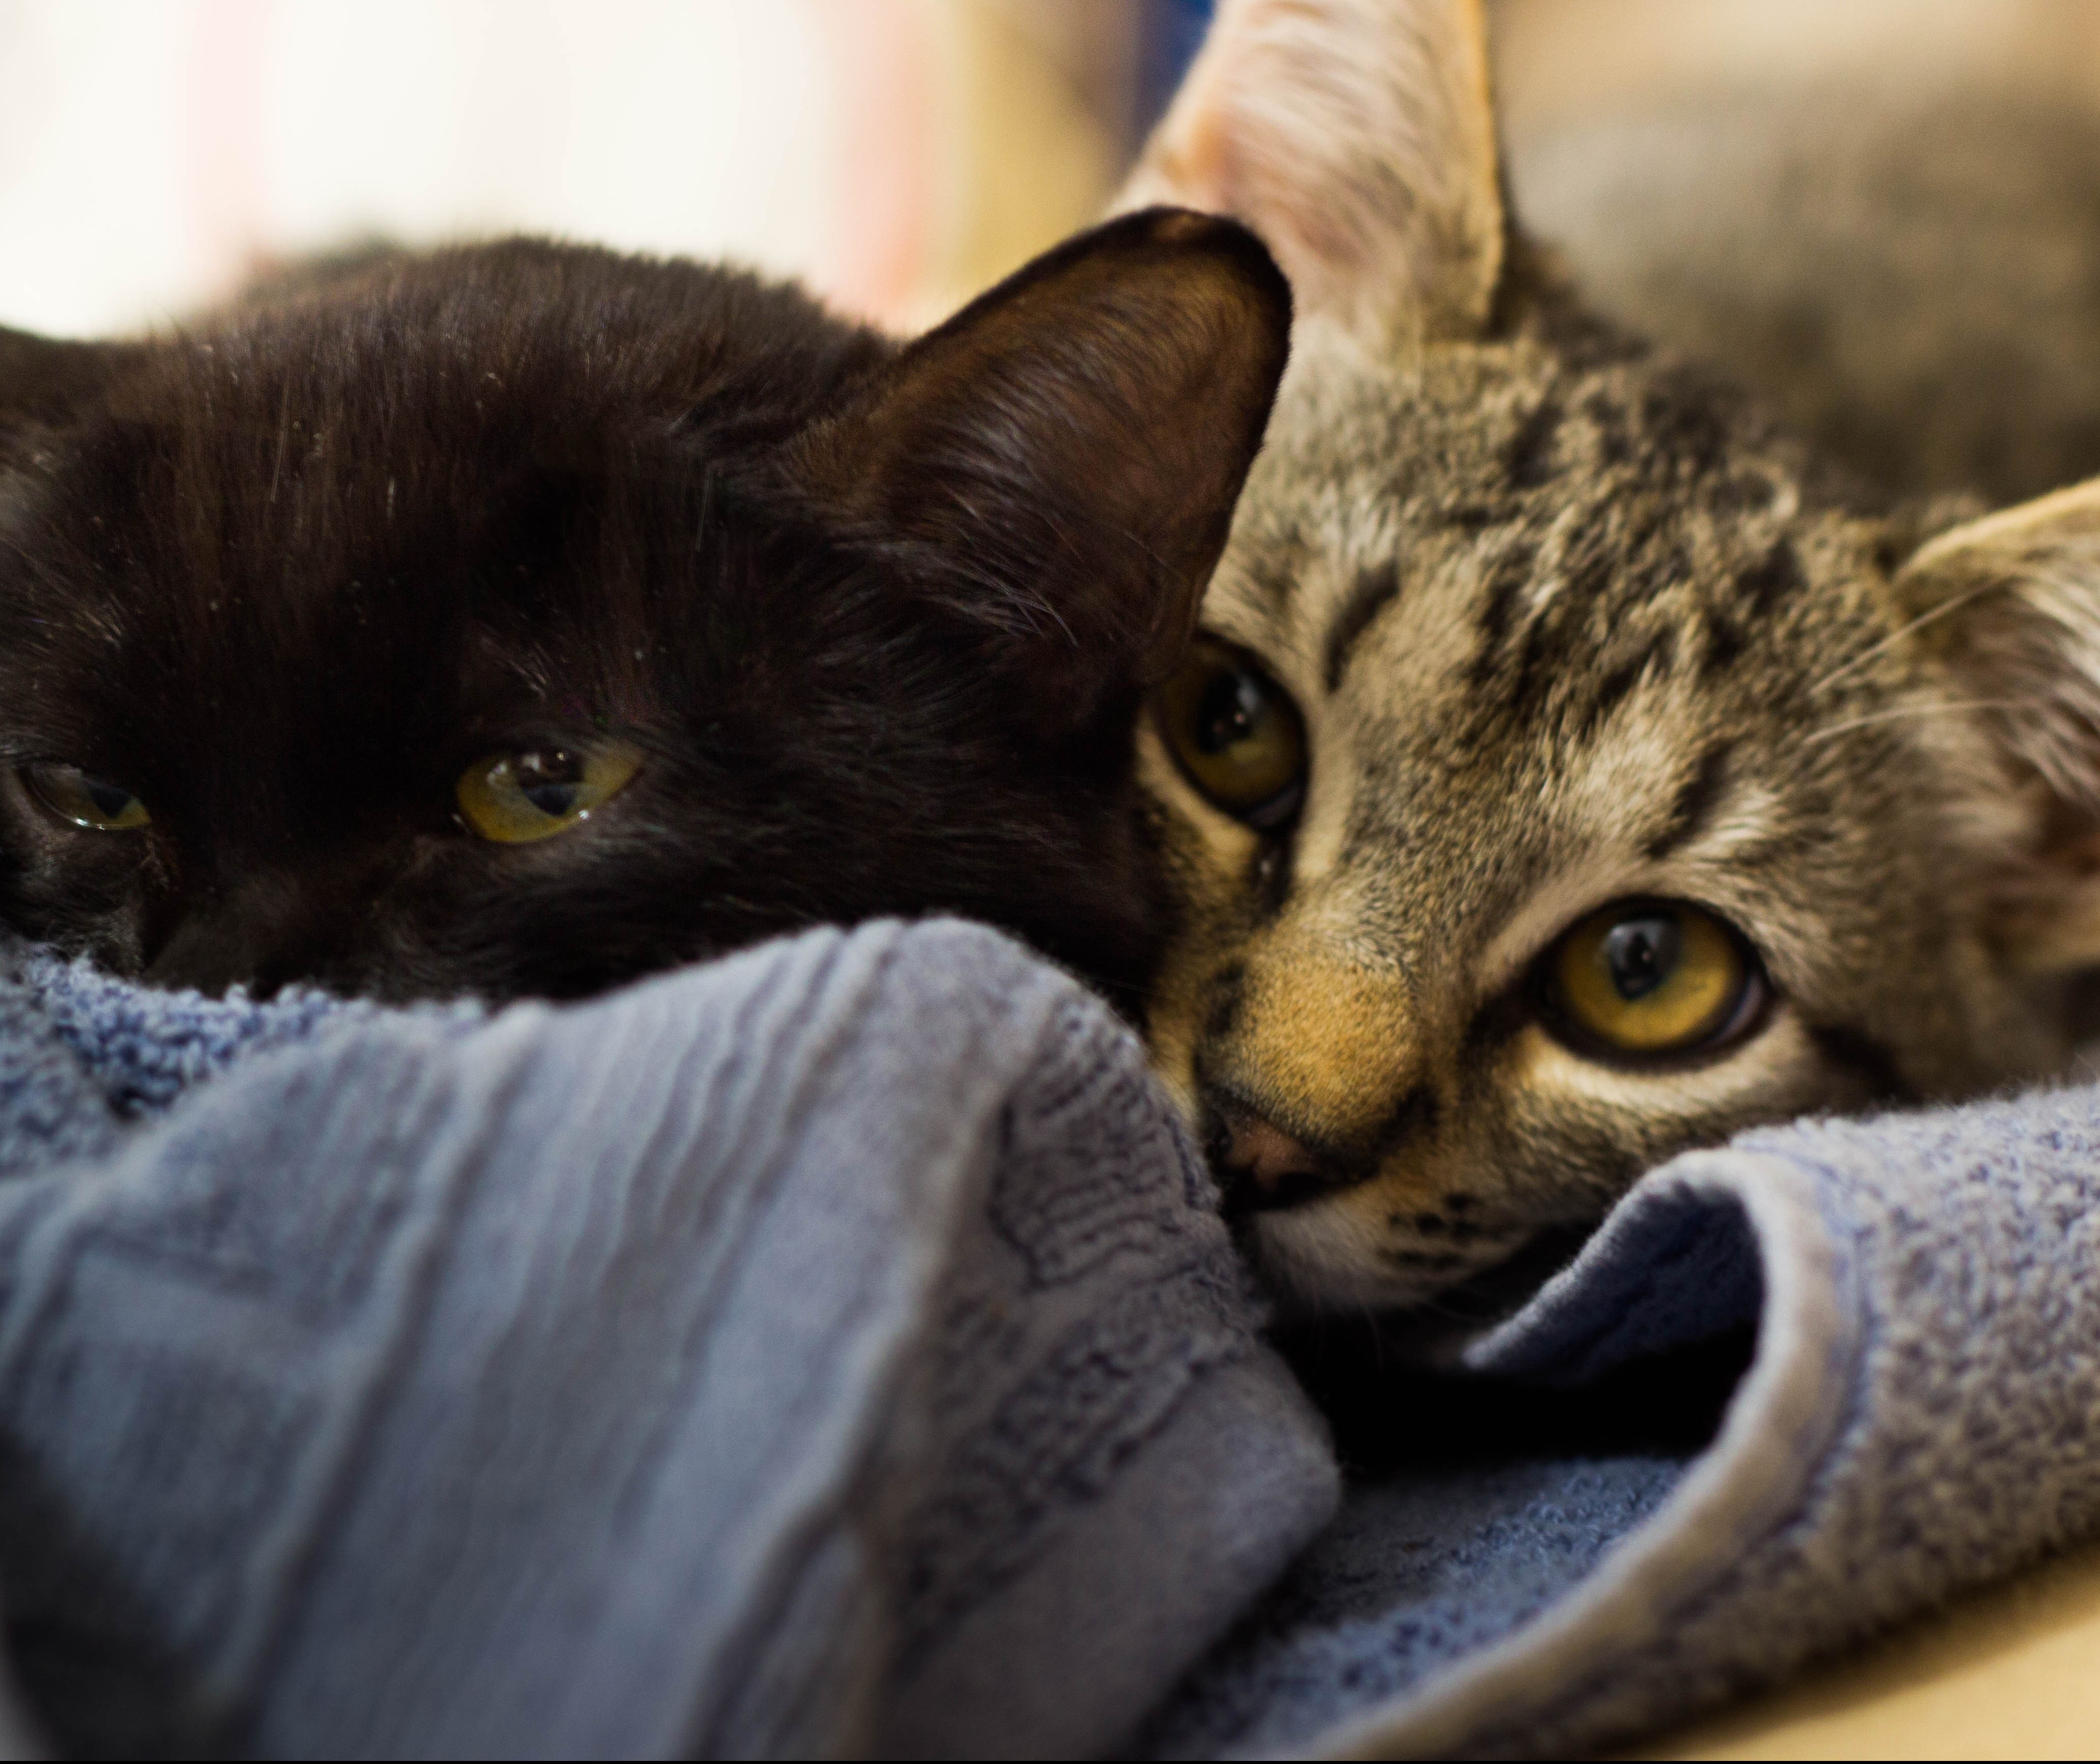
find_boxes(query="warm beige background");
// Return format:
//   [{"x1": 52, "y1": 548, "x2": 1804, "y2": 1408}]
[
  {"x1": 1492, "y1": 0, "x2": 2100, "y2": 132},
  {"x1": 1620, "y1": 1530, "x2": 2100, "y2": 1760}
]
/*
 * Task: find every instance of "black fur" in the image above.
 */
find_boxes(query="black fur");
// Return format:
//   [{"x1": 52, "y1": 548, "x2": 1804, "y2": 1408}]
[{"x1": 0, "y1": 216, "x2": 1291, "y2": 1007}]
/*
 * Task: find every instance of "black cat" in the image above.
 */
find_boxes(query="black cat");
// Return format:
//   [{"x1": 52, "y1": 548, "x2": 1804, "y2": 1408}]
[{"x1": 0, "y1": 211, "x2": 1288, "y2": 1007}]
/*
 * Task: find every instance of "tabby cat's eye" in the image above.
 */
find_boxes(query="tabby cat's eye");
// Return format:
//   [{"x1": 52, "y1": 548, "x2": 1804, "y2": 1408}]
[
  {"x1": 1155, "y1": 635, "x2": 1308, "y2": 828},
  {"x1": 19, "y1": 763, "x2": 151, "y2": 832},
  {"x1": 456, "y1": 740, "x2": 642, "y2": 845},
  {"x1": 1542, "y1": 899, "x2": 1763, "y2": 1060}
]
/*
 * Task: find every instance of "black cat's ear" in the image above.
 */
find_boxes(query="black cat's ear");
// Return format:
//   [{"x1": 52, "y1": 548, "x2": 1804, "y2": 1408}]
[
  {"x1": 788, "y1": 208, "x2": 1291, "y2": 726},
  {"x1": 0, "y1": 327, "x2": 115, "y2": 433}
]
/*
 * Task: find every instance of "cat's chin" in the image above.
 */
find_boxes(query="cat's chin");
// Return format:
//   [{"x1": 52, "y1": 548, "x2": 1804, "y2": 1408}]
[{"x1": 1238, "y1": 1213, "x2": 1599, "y2": 1366}]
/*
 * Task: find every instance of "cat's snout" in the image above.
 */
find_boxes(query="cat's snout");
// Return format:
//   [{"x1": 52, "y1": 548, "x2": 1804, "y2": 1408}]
[
  {"x1": 1201, "y1": 1084, "x2": 1371, "y2": 1217},
  {"x1": 142, "y1": 867, "x2": 368, "y2": 999}
]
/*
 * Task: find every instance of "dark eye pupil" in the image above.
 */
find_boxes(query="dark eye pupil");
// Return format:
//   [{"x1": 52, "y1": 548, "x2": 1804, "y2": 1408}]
[
  {"x1": 521, "y1": 782, "x2": 579, "y2": 816},
  {"x1": 80, "y1": 778, "x2": 134, "y2": 820},
  {"x1": 514, "y1": 750, "x2": 584, "y2": 818},
  {"x1": 1195, "y1": 668, "x2": 1267, "y2": 754},
  {"x1": 1604, "y1": 915, "x2": 1681, "y2": 1001}
]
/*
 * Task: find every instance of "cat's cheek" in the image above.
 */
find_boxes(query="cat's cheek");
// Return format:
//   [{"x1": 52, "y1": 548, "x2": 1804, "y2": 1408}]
[
  {"x1": 0, "y1": 857, "x2": 152, "y2": 978},
  {"x1": 1130, "y1": 739, "x2": 1274, "y2": 1118},
  {"x1": 1241, "y1": 1013, "x2": 1860, "y2": 1317}
]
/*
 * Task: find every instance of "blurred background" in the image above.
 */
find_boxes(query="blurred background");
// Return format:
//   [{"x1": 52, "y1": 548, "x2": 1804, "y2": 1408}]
[
  {"x1": 5, "y1": 0, "x2": 2100, "y2": 341},
  {"x1": 0, "y1": 0, "x2": 1208, "y2": 337}
]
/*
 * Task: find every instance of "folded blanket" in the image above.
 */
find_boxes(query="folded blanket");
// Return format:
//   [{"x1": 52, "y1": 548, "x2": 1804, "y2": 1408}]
[
  {"x1": 0, "y1": 923, "x2": 1337, "y2": 1757},
  {"x1": 6, "y1": 921, "x2": 2100, "y2": 1759},
  {"x1": 1153, "y1": 1094, "x2": 2100, "y2": 1758}
]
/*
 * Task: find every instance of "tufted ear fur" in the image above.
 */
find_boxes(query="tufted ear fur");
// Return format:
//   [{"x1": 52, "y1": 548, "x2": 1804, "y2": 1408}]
[
  {"x1": 787, "y1": 207, "x2": 1291, "y2": 729},
  {"x1": 1895, "y1": 478, "x2": 2100, "y2": 970},
  {"x1": 1111, "y1": 0, "x2": 1503, "y2": 350}
]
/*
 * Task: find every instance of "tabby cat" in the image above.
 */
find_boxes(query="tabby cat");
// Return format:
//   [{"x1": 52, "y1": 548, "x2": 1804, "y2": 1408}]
[
  {"x1": 0, "y1": 213, "x2": 1287, "y2": 1006},
  {"x1": 1118, "y1": 0, "x2": 2100, "y2": 1315}
]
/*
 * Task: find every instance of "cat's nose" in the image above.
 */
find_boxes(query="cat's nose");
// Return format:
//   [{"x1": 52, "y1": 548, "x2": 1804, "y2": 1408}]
[
  {"x1": 143, "y1": 873, "x2": 349, "y2": 998},
  {"x1": 1200, "y1": 1084, "x2": 1370, "y2": 1216}
]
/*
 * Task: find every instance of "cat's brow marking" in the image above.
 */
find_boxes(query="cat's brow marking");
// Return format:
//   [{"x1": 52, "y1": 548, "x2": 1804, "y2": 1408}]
[
  {"x1": 1644, "y1": 742, "x2": 1734, "y2": 862},
  {"x1": 1463, "y1": 549, "x2": 1537, "y2": 697},
  {"x1": 1570, "y1": 626, "x2": 1677, "y2": 747},
  {"x1": 1323, "y1": 558, "x2": 1403, "y2": 689}
]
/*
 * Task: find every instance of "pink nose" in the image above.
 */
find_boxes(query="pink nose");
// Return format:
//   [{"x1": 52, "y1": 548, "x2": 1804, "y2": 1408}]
[
  {"x1": 1222, "y1": 1113, "x2": 1325, "y2": 1195},
  {"x1": 1203, "y1": 1086, "x2": 1378, "y2": 1214}
]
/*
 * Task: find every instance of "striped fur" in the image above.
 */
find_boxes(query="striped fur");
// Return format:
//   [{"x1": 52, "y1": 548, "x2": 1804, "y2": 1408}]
[{"x1": 1125, "y1": 0, "x2": 2100, "y2": 1315}]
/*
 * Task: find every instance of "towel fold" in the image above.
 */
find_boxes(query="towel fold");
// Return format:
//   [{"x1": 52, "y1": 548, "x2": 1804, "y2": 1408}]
[
  {"x1": 0, "y1": 923, "x2": 1337, "y2": 1758},
  {"x1": 7, "y1": 922, "x2": 2100, "y2": 1759},
  {"x1": 1153, "y1": 1094, "x2": 2100, "y2": 1759}
]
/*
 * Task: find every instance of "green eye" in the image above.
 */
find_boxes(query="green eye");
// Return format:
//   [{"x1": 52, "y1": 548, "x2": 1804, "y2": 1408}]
[
  {"x1": 20, "y1": 763, "x2": 151, "y2": 832},
  {"x1": 1154, "y1": 635, "x2": 1308, "y2": 827},
  {"x1": 1543, "y1": 900, "x2": 1762, "y2": 1059},
  {"x1": 457, "y1": 740, "x2": 642, "y2": 845}
]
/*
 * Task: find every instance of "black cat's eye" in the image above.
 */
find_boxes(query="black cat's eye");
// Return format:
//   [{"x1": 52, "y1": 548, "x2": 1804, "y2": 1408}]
[
  {"x1": 1538, "y1": 898, "x2": 1766, "y2": 1062},
  {"x1": 456, "y1": 740, "x2": 642, "y2": 845},
  {"x1": 18, "y1": 763, "x2": 151, "y2": 832},
  {"x1": 1154, "y1": 635, "x2": 1307, "y2": 828}
]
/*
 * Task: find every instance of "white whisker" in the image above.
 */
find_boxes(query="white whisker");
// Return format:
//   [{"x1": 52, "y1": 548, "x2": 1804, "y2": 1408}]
[
  {"x1": 1800, "y1": 698, "x2": 2022, "y2": 746},
  {"x1": 1808, "y1": 578, "x2": 2004, "y2": 696}
]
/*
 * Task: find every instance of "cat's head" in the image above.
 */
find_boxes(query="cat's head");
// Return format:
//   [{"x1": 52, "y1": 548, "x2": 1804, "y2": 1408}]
[
  {"x1": 1118, "y1": 0, "x2": 2100, "y2": 1316},
  {"x1": 0, "y1": 216, "x2": 1289, "y2": 1005}
]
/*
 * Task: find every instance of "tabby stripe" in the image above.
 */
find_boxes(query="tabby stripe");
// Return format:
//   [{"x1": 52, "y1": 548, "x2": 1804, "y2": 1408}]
[
  {"x1": 1700, "y1": 611, "x2": 1747, "y2": 677},
  {"x1": 1323, "y1": 559, "x2": 1401, "y2": 690},
  {"x1": 1736, "y1": 541, "x2": 1804, "y2": 618},
  {"x1": 1468, "y1": 542, "x2": 1535, "y2": 686},
  {"x1": 1502, "y1": 396, "x2": 1564, "y2": 490},
  {"x1": 1644, "y1": 742, "x2": 1732, "y2": 861},
  {"x1": 1202, "y1": 961, "x2": 1248, "y2": 1044},
  {"x1": 1574, "y1": 627, "x2": 1678, "y2": 746}
]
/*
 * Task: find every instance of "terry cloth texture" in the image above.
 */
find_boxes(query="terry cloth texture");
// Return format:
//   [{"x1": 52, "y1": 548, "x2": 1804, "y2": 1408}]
[
  {"x1": 7, "y1": 922, "x2": 2100, "y2": 1758},
  {"x1": 1152, "y1": 1094, "x2": 2100, "y2": 1759},
  {"x1": 0, "y1": 921, "x2": 1337, "y2": 1759}
]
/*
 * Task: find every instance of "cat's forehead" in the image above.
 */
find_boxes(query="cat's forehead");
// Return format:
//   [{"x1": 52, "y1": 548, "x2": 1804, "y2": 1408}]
[
  {"x1": 1224, "y1": 326, "x2": 1848, "y2": 636},
  {"x1": 2, "y1": 254, "x2": 857, "y2": 704},
  {"x1": 1197, "y1": 325, "x2": 1926, "y2": 960}
]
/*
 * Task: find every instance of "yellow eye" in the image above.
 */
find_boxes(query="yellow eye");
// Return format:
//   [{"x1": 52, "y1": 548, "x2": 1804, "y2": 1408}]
[
  {"x1": 20, "y1": 763, "x2": 151, "y2": 832},
  {"x1": 457, "y1": 740, "x2": 642, "y2": 845},
  {"x1": 1154, "y1": 635, "x2": 1307, "y2": 826},
  {"x1": 1544, "y1": 900, "x2": 1761, "y2": 1058}
]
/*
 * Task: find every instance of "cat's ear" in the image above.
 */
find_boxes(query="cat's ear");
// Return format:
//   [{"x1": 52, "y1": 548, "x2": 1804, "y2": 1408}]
[
  {"x1": 787, "y1": 207, "x2": 1290, "y2": 726},
  {"x1": 1894, "y1": 480, "x2": 2100, "y2": 969},
  {"x1": 1111, "y1": 0, "x2": 1503, "y2": 349},
  {"x1": 0, "y1": 326, "x2": 115, "y2": 433}
]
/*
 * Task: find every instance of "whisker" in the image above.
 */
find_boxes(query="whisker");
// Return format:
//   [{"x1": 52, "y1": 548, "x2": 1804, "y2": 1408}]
[
  {"x1": 1800, "y1": 698, "x2": 2022, "y2": 746},
  {"x1": 1809, "y1": 578, "x2": 2002, "y2": 696}
]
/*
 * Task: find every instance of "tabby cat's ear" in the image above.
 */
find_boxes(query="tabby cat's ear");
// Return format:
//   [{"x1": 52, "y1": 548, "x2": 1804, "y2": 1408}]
[
  {"x1": 1111, "y1": 0, "x2": 1503, "y2": 349},
  {"x1": 1894, "y1": 479, "x2": 2100, "y2": 969},
  {"x1": 0, "y1": 327, "x2": 115, "y2": 433},
  {"x1": 789, "y1": 208, "x2": 1290, "y2": 727}
]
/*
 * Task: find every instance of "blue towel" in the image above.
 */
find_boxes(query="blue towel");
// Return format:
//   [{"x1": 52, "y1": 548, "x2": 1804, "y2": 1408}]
[
  {"x1": 1153, "y1": 1097, "x2": 2100, "y2": 1757},
  {"x1": 6, "y1": 923, "x2": 2100, "y2": 1758},
  {"x1": 0, "y1": 923, "x2": 1337, "y2": 1758}
]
